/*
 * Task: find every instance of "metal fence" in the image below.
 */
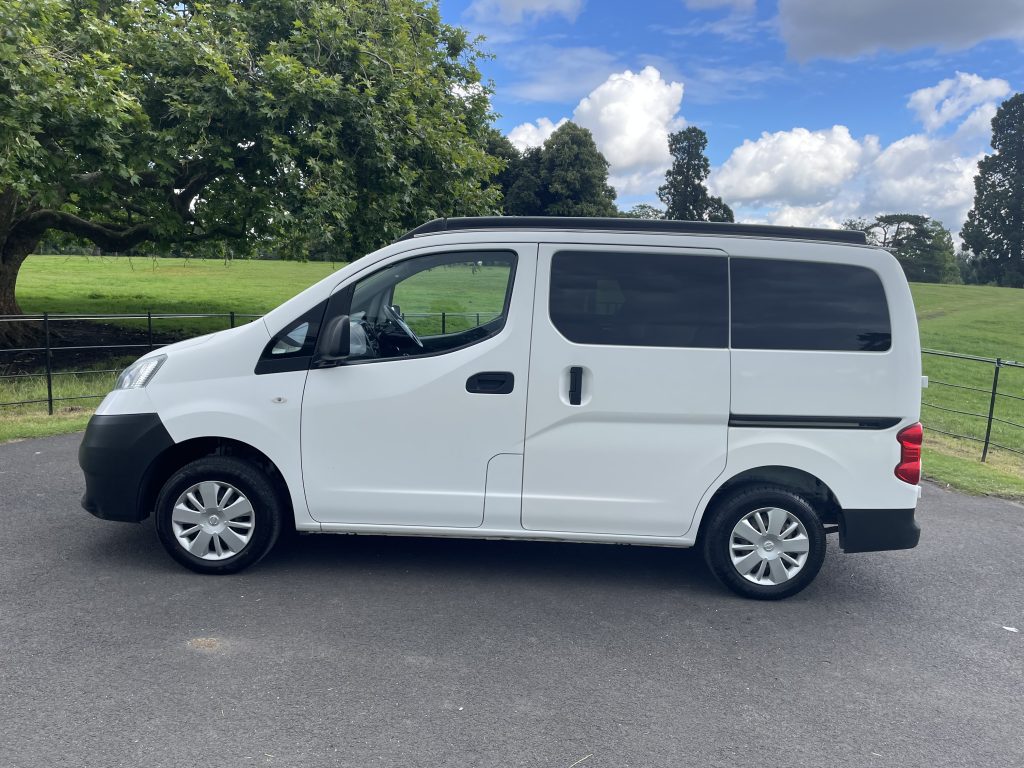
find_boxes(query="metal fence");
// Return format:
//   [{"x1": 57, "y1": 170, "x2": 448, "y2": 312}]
[
  {"x1": 0, "y1": 312, "x2": 260, "y2": 414},
  {"x1": 2, "y1": 313, "x2": 1023, "y2": 465},
  {"x1": 0, "y1": 310, "x2": 498, "y2": 415},
  {"x1": 921, "y1": 349, "x2": 1024, "y2": 462}
]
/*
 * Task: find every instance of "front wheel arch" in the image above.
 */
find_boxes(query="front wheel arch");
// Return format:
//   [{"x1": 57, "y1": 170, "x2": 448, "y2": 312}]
[{"x1": 139, "y1": 437, "x2": 293, "y2": 529}]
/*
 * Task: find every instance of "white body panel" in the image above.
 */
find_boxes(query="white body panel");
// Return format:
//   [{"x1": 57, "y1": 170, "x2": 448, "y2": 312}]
[
  {"x1": 96, "y1": 227, "x2": 922, "y2": 547},
  {"x1": 300, "y1": 244, "x2": 536, "y2": 526},
  {"x1": 727, "y1": 238, "x2": 921, "y2": 422},
  {"x1": 521, "y1": 244, "x2": 730, "y2": 537}
]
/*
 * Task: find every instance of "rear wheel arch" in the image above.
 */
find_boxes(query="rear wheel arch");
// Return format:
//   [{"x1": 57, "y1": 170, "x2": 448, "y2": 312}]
[
  {"x1": 138, "y1": 436, "x2": 293, "y2": 528},
  {"x1": 695, "y1": 465, "x2": 841, "y2": 544}
]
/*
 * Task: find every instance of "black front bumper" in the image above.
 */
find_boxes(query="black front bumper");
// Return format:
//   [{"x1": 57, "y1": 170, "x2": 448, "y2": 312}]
[
  {"x1": 838, "y1": 508, "x2": 921, "y2": 553},
  {"x1": 79, "y1": 413, "x2": 174, "y2": 523}
]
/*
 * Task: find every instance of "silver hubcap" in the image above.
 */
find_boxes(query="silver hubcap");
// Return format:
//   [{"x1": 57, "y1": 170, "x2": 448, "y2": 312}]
[
  {"x1": 730, "y1": 507, "x2": 810, "y2": 586},
  {"x1": 171, "y1": 481, "x2": 255, "y2": 561}
]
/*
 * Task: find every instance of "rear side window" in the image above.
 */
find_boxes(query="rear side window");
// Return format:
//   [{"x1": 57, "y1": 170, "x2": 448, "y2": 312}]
[
  {"x1": 549, "y1": 251, "x2": 728, "y2": 348},
  {"x1": 731, "y1": 258, "x2": 891, "y2": 352}
]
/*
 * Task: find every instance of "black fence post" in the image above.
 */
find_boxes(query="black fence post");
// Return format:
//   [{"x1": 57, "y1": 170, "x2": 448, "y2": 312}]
[
  {"x1": 43, "y1": 312, "x2": 54, "y2": 415},
  {"x1": 981, "y1": 358, "x2": 1002, "y2": 462},
  {"x1": 441, "y1": 311, "x2": 446, "y2": 335},
  {"x1": 229, "y1": 311, "x2": 236, "y2": 329},
  {"x1": 147, "y1": 311, "x2": 154, "y2": 351}
]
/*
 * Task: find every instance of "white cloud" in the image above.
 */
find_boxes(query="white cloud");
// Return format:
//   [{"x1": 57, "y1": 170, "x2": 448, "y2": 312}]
[
  {"x1": 684, "y1": 0, "x2": 755, "y2": 11},
  {"x1": 778, "y1": 0, "x2": 1024, "y2": 60},
  {"x1": 507, "y1": 69, "x2": 999, "y2": 235},
  {"x1": 955, "y1": 104, "x2": 999, "y2": 140},
  {"x1": 507, "y1": 66, "x2": 686, "y2": 195},
  {"x1": 711, "y1": 126, "x2": 876, "y2": 206},
  {"x1": 908, "y1": 72, "x2": 1011, "y2": 132},
  {"x1": 468, "y1": 0, "x2": 584, "y2": 25},
  {"x1": 573, "y1": 67, "x2": 685, "y2": 194},
  {"x1": 507, "y1": 117, "x2": 569, "y2": 151},
  {"x1": 711, "y1": 72, "x2": 1004, "y2": 235},
  {"x1": 864, "y1": 135, "x2": 983, "y2": 230}
]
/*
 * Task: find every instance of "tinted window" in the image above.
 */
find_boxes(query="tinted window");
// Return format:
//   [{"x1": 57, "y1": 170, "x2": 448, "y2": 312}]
[
  {"x1": 549, "y1": 251, "x2": 728, "y2": 348},
  {"x1": 731, "y1": 258, "x2": 891, "y2": 351}
]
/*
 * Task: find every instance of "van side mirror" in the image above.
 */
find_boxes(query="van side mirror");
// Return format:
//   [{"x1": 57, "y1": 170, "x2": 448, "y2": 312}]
[{"x1": 314, "y1": 314, "x2": 350, "y2": 365}]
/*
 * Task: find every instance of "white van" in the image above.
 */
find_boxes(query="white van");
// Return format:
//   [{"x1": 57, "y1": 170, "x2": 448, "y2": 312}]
[{"x1": 79, "y1": 217, "x2": 922, "y2": 599}]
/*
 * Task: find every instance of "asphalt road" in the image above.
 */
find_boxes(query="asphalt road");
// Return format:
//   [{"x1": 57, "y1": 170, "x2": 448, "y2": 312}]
[{"x1": 1, "y1": 433, "x2": 1022, "y2": 768}]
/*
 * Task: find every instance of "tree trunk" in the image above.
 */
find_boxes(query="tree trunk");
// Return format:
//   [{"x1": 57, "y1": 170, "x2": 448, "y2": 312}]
[{"x1": 0, "y1": 232, "x2": 39, "y2": 346}]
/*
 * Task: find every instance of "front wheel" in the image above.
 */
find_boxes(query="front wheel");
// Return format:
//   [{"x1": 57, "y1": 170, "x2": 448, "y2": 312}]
[
  {"x1": 702, "y1": 485, "x2": 826, "y2": 600},
  {"x1": 154, "y1": 456, "x2": 283, "y2": 574}
]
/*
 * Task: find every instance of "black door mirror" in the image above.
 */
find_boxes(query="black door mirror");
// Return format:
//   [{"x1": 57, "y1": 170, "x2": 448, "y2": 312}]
[{"x1": 314, "y1": 314, "x2": 350, "y2": 365}]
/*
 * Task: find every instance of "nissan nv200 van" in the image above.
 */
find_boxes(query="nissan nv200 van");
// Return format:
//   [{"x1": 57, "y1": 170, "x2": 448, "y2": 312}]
[{"x1": 79, "y1": 217, "x2": 923, "y2": 599}]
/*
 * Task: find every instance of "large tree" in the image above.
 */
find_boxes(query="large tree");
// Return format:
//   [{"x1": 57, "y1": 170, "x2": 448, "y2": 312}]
[
  {"x1": 540, "y1": 123, "x2": 618, "y2": 217},
  {"x1": 961, "y1": 92, "x2": 1024, "y2": 287},
  {"x1": 0, "y1": 0, "x2": 500, "y2": 336},
  {"x1": 493, "y1": 123, "x2": 617, "y2": 217},
  {"x1": 657, "y1": 127, "x2": 734, "y2": 222},
  {"x1": 845, "y1": 214, "x2": 960, "y2": 284}
]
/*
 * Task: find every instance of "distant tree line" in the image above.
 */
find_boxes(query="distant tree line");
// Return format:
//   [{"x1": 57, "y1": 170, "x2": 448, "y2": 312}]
[
  {"x1": 842, "y1": 215, "x2": 961, "y2": 284},
  {"x1": 486, "y1": 123, "x2": 733, "y2": 223}
]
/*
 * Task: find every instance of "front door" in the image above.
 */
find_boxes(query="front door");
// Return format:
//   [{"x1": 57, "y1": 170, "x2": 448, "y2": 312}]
[
  {"x1": 301, "y1": 245, "x2": 535, "y2": 527},
  {"x1": 521, "y1": 244, "x2": 731, "y2": 537}
]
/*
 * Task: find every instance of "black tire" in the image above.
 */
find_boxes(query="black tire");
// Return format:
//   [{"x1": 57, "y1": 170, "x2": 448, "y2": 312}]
[
  {"x1": 154, "y1": 456, "x2": 283, "y2": 575},
  {"x1": 702, "y1": 485, "x2": 826, "y2": 600}
]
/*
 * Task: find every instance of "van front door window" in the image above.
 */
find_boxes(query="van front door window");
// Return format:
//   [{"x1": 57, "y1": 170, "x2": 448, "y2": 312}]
[{"x1": 344, "y1": 251, "x2": 517, "y2": 362}]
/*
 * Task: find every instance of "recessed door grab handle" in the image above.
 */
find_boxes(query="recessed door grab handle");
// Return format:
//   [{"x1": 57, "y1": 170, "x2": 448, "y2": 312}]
[
  {"x1": 466, "y1": 371, "x2": 514, "y2": 394},
  {"x1": 568, "y1": 366, "x2": 583, "y2": 405}
]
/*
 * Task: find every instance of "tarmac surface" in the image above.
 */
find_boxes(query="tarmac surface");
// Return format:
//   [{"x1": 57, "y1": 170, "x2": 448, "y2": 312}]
[{"x1": 1, "y1": 432, "x2": 1022, "y2": 767}]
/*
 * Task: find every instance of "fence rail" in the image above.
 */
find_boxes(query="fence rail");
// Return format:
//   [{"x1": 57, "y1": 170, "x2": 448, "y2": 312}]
[
  {"x1": 920, "y1": 348, "x2": 1024, "y2": 461},
  {"x1": 2, "y1": 313, "x2": 1023, "y2": 464},
  {"x1": 0, "y1": 311, "x2": 260, "y2": 414}
]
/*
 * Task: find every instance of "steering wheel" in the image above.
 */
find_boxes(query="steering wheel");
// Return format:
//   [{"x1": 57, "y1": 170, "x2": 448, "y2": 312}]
[{"x1": 382, "y1": 303, "x2": 424, "y2": 348}]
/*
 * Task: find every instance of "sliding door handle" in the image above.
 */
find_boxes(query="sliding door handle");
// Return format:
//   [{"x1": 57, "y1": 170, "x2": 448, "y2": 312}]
[
  {"x1": 568, "y1": 366, "x2": 583, "y2": 405},
  {"x1": 466, "y1": 371, "x2": 515, "y2": 394}
]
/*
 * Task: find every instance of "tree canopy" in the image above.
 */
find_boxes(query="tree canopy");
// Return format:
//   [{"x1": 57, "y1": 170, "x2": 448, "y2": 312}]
[
  {"x1": 494, "y1": 122, "x2": 617, "y2": 217},
  {"x1": 0, "y1": 0, "x2": 501, "y2": 322},
  {"x1": 961, "y1": 92, "x2": 1024, "y2": 287},
  {"x1": 657, "y1": 127, "x2": 733, "y2": 222},
  {"x1": 844, "y1": 214, "x2": 960, "y2": 284}
]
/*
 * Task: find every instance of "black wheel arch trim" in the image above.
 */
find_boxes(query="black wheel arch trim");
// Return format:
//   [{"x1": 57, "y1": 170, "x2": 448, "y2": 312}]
[{"x1": 79, "y1": 413, "x2": 174, "y2": 523}]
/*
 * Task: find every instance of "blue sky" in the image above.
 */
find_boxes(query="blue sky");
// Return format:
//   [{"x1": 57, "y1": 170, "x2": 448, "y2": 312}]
[{"x1": 438, "y1": 0, "x2": 1023, "y2": 235}]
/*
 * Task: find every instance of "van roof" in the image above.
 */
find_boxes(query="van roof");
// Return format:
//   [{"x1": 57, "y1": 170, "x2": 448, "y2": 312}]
[{"x1": 400, "y1": 217, "x2": 868, "y2": 246}]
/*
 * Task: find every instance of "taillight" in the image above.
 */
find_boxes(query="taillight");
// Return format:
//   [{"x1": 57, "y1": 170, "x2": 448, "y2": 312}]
[{"x1": 895, "y1": 422, "x2": 923, "y2": 484}]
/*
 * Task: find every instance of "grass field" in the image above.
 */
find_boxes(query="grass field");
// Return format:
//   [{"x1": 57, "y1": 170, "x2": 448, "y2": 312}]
[
  {"x1": 3, "y1": 255, "x2": 1024, "y2": 498},
  {"x1": 908, "y1": 283, "x2": 1024, "y2": 497}
]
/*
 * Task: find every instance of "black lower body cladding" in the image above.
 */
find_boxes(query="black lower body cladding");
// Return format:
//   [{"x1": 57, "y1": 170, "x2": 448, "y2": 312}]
[
  {"x1": 838, "y1": 508, "x2": 921, "y2": 553},
  {"x1": 79, "y1": 413, "x2": 173, "y2": 522}
]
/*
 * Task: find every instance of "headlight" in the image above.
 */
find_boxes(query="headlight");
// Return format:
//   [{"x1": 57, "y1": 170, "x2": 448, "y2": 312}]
[{"x1": 115, "y1": 355, "x2": 167, "y2": 390}]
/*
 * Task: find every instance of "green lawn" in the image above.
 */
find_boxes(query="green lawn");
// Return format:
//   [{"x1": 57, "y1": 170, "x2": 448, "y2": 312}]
[
  {"x1": 3, "y1": 256, "x2": 1024, "y2": 500},
  {"x1": 908, "y1": 283, "x2": 1024, "y2": 497},
  {"x1": 13, "y1": 254, "x2": 345, "y2": 335}
]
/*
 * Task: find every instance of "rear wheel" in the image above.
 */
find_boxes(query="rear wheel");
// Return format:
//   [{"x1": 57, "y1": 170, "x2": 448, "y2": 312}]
[
  {"x1": 703, "y1": 485, "x2": 826, "y2": 600},
  {"x1": 154, "y1": 456, "x2": 282, "y2": 574}
]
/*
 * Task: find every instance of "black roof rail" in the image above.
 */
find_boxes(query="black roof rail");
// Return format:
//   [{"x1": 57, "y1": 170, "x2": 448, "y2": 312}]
[{"x1": 400, "y1": 216, "x2": 868, "y2": 245}]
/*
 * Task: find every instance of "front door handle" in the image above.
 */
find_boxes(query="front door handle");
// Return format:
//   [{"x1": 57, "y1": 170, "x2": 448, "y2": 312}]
[{"x1": 466, "y1": 371, "x2": 515, "y2": 394}]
